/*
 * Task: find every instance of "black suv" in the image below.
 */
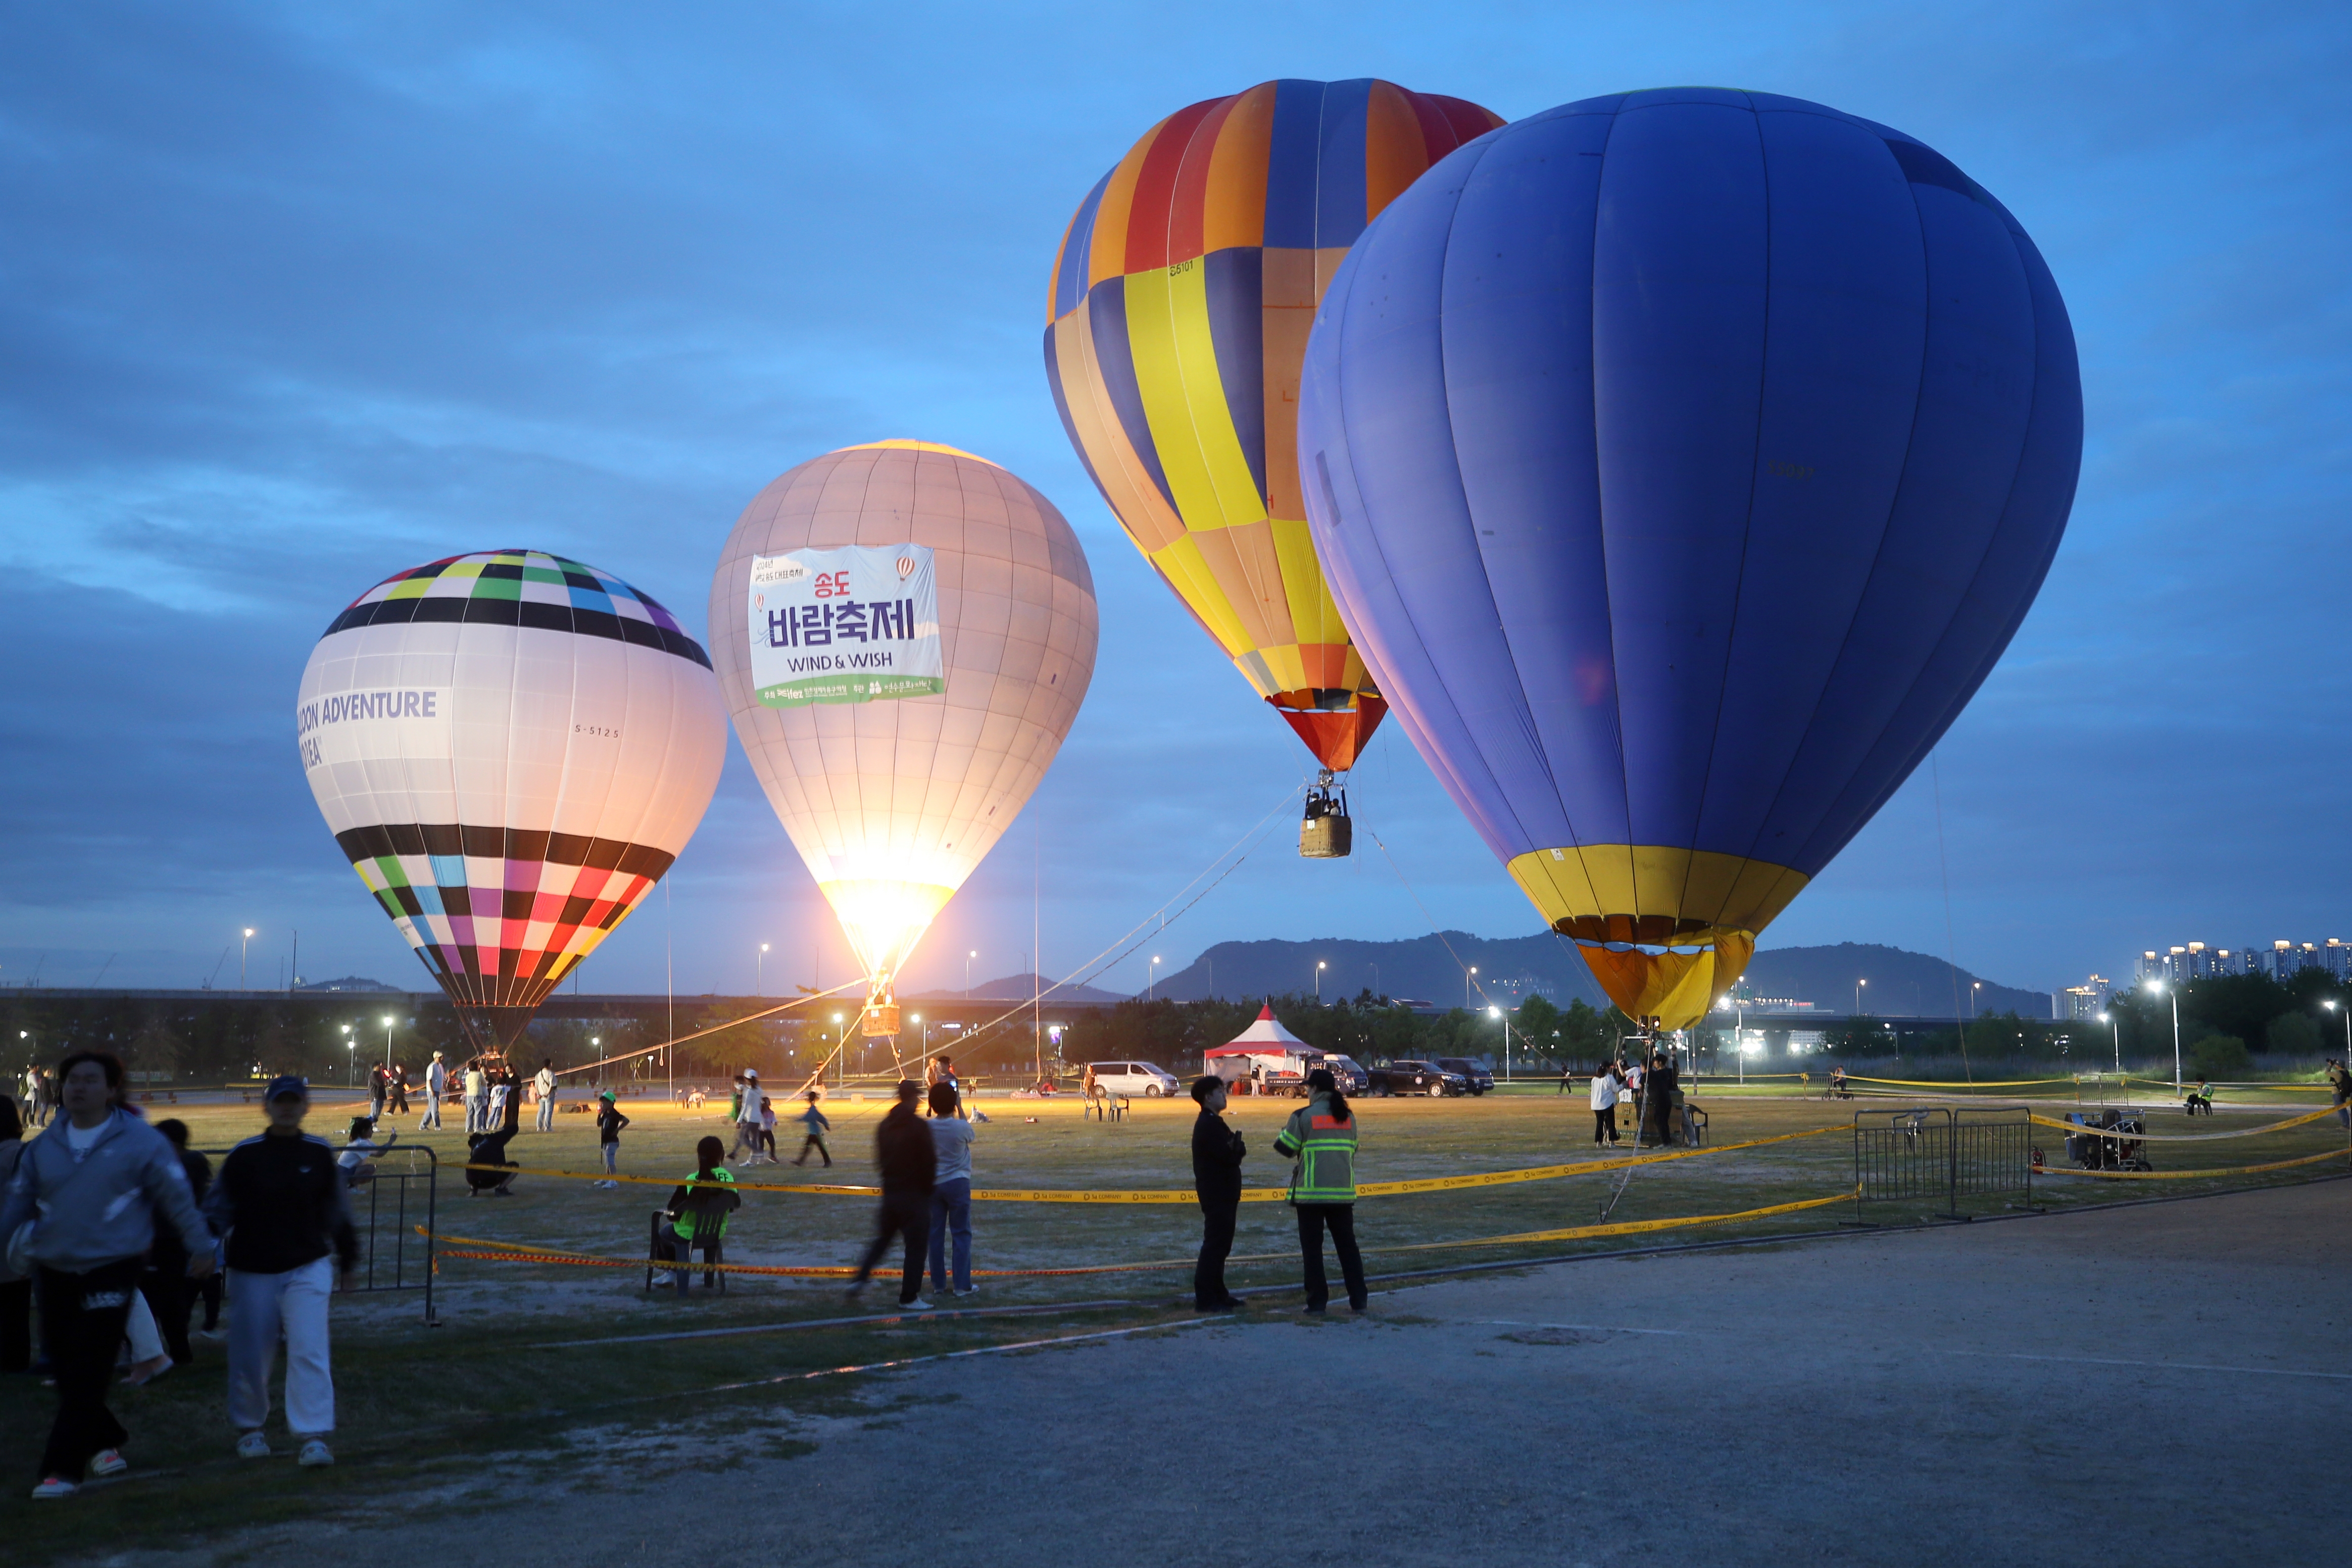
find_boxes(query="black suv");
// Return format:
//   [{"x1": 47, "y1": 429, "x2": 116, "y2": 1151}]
[
  {"x1": 1368, "y1": 1059, "x2": 1466, "y2": 1097},
  {"x1": 1435, "y1": 1057, "x2": 1496, "y2": 1096}
]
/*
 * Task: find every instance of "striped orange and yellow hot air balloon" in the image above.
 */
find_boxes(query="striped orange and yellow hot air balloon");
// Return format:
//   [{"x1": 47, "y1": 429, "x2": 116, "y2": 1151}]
[{"x1": 1043, "y1": 79, "x2": 1502, "y2": 773}]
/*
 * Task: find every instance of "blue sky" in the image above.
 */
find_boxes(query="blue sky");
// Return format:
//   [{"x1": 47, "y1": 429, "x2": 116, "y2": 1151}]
[{"x1": 3, "y1": 1, "x2": 2346, "y2": 999}]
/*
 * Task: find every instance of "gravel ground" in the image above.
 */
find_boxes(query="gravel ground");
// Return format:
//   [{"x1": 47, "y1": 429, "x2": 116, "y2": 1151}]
[{"x1": 192, "y1": 1177, "x2": 2352, "y2": 1567}]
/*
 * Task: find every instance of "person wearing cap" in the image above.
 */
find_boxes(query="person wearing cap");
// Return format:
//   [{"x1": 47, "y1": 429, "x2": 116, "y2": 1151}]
[
  {"x1": 420, "y1": 1050, "x2": 447, "y2": 1131},
  {"x1": 730, "y1": 1069, "x2": 766, "y2": 1164},
  {"x1": 595, "y1": 1090, "x2": 629, "y2": 1189},
  {"x1": 1, "y1": 1050, "x2": 214, "y2": 1499},
  {"x1": 205, "y1": 1076, "x2": 360, "y2": 1469}
]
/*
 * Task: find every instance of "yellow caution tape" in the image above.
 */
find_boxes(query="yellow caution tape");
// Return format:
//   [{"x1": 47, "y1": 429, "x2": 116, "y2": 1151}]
[
  {"x1": 450, "y1": 1123, "x2": 1846, "y2": 1204},
  {"x1": 424, "y1": 1187, "x2": 1860, "y2": 1279},
  {"x1": 2027, "y1": 1104, "x2": 2347, "y2": 1141},
  {"x1": 2126, "y1": 1077, "x2": 2336, "y2": 1093},
  {"x1": 1846, "y1": 1075, "x2": 2075, "y2": 1088},
  {"x1": 2031, "y1": 1145, "x2": 2352, "y2": 1181}
]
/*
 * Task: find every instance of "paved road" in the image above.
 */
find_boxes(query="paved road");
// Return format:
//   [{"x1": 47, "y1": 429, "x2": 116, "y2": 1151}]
[{"x1": 253, "y1": 1179, "x2": 2352, "y2": 1566}]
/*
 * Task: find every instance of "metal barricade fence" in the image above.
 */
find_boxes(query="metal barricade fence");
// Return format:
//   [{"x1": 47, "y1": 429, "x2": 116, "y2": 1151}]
[
  {"x1": 201, "y1": 1145, "x2": 437, "y2": 1325},
  {"x1": 1852, "y1": 1106, "x2": 2033, "y2": 1221}
]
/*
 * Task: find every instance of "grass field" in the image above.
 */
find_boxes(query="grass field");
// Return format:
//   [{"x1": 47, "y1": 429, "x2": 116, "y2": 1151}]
[{"x1": 3, "y1": 1080, "x2": 2345, "y2": 1558}]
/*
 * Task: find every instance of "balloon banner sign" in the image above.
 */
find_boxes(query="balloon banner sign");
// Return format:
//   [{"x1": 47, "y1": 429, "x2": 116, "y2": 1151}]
[{"x1": 747, "y1": 544, "x2": 943, "y2": 708}]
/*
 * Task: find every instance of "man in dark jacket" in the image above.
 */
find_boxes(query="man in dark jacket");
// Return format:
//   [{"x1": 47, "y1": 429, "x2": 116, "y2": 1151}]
[
  {"x1": 848, "y1": 1081, "x2": 934, "y2": 1309},
  {"x1": 140, "y1": 1119, "x2": 215, "y2": 1365},
  {"x1": 205, "y1": 1077, "x2": 360, "y2": 1469},
  {"x1": 1191, "y1": 1076, "x2": 1247, "y2": 1311}
]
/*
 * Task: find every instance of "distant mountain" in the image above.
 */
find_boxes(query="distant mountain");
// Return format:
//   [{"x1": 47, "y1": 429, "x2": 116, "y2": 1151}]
[
  {"x1": 900, "y1": 972, "x2": 1133, "y2": 1007},
  {"x1": 1156, "y1": 934, "x2": 2043, "y2": 1018},
  {"x1": 1156, "y1": 933, "x2": 1612, "y2": 1010},
  {"x1": 295, "y1": 975, "x2": 402, "y2": 993},
  {"x1": 1738, "y1": 943, "x2": 2047, "y2": 1017}
]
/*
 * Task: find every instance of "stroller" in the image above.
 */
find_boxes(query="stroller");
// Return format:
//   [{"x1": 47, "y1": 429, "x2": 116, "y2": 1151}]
[{"x1": 2064, "y1": 1108, "x2": 2152, "y2": 1172}]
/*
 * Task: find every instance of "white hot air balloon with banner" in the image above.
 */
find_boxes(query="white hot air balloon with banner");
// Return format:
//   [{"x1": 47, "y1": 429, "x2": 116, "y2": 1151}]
[
  {"x1": 709, "y1": 440, "x2": 1100, "y2": 1038},
  {"x1": 297, "y1": 550, "x2": 727, "y2": 1056}
]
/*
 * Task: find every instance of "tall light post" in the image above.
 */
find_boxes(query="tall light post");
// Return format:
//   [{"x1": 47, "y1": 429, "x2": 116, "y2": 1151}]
[
  {"x1": 1489, "y1": 1005, "x2": 1509, "y2": 1080},
  {"x1": 1465, "y1": 965, "x2": 1478, "y2": 1010},
  {"x1": 1854, "y1": 977, "x2": 1867, "y2": 1015},
  {"x1": 912, "y1": 1013, "x2": 928, "y2": 1065},
  {"x1": 1371, "y1": 962, "x2": 1381, "y2": 999},
  {"x1": 240, "y1": 927, "x2": 255, "y2": 992},
  {"x1": 1315, "y1": 960, "x2": 1327, "y2": 1005},
  {"x1": 2325, "y1": 999, "x2": 2351, "y2": 1063},
  {"x1": 2143, "y1": 978, "x2": 2181, "y2": 1089},
  {"x1": 1148, "y1": 956, "x2": 1160, "y2": 1001},
  {"x1": 381, "y1": 1015, "x2": 396, "y2": 1069},
  {"x1": 347, "y1": 1037, "x2": 356, "y2": 1086},
  {"x1": 832, "y1": 1012, "x2": 847, "y2": 1089},
  {"x1": 965, "y1": 951, "x2": 976, "y2": 1003},
  {"x1": 757, "y1": 943, "x2": 769, "y2": 998},
  {"x1": 340, "y1": 1023, "x2": 353, "y2": 1084},
  {"x1": 1970, "y1": 980, "x2": 1982, "y2": 1020},
  {"x1": 2099, "y1": 1011, "x2": 2119, "y2": 1074}
]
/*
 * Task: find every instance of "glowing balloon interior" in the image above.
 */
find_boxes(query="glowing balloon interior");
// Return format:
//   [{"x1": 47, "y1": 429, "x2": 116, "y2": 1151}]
[
  {"x1": 297, "y1": 550, "x2": 727, "y2": 1048},
  {"x1": 710, "y1": 440, "x2": 1099, "y2": 1027},
  {"x1": 1300, "y1": 90, "x2": 2082, "y2": 1027}
]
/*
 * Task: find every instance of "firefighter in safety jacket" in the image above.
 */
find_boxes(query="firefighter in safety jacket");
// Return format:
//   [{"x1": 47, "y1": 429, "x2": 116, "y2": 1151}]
[{"x1": 1272, "y1": 1070, "x2": 1367, "y2": 1312}]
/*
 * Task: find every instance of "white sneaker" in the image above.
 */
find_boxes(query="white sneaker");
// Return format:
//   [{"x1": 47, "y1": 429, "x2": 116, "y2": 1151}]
[
  {"x1": 89, "y1": 1449, "x2": 128, "y2": 1478},
  {"x1": 298, "y1": 1439, "x2": 334, "y2": 1467},
  {"x1": 236, "y1": 1431, "x2": 271, "y2": 1459},
  {"x1": 898, "y1": 1298, "x2": 935, "y2": 1312},
  {"x1": 953, "y1": 1287, "x2": 979, "y2": 1298},
  {"x1": 30, "y1": 1475, "x2": 76, "y2": 1499}
]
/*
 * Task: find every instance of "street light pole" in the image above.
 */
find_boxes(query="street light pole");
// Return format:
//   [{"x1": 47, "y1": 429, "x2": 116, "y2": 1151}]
[
  {"x1": 1316, "y1": 960, "x2": 1326, "y2": 1005},
  {"x1": 1148, "y1": 956, "x2": 1160, "y2": 1001},
  {"x1": 381, "y1": 1015, "x2": 396, "y2": 1069},
  {"x1": 966, "y1": 951, "x2": 976, "y2": 1004},
  {"x1": 757, "y1": 943, "x2": 768, "y2": 998},
  {"x1": 2100, "y1": 1011, "x2": 2119, "y2": 1073},
  {"x1": 1466, "y1": 966, "x2": 1478, "y2": 1010},
  {"x1": 1855, "y1": 977, "x2": 1866, "y2": 1015},
  {"x1": 240, "y1": 927, "x2": 255, "y2": 992},
  {"x1": 1489, "y1": 1005, "x2": 1509, "y2": 1080},
  {"x1": 1971, "y1": 981, "x2": 1981, "y2": 1020},
  {"x1": 2143, "y1": 978, "x2": 2181, "y2": 1089}
]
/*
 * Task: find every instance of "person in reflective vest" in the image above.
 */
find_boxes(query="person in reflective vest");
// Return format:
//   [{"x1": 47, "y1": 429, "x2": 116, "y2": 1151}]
[{"x1": 1272, "y1": 1068, "x2": 1365, "y2": 1314}]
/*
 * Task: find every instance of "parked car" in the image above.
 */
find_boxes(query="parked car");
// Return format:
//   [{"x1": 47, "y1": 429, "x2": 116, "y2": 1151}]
[
  {"x1": 1083, "y1": 1061, "x2": 1182, "y2": 1098},
  {"x1": 1320, "y1": 1054, "x2": 1370, "y2": 1095},
  {"x1": 1435, "y1": 1057, "x2": 1496, "y2": 1096},
  {"x1": 1368, "y1": 1059, "x2": 1466, "y2": 1097}
]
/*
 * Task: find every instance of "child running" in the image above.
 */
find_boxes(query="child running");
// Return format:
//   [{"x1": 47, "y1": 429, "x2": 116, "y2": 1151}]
[{"x1": 791, "y1": 1091, "x2": 832, "y2": 1167}]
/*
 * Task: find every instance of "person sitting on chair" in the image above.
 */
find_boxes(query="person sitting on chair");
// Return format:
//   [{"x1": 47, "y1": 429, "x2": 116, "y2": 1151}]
[
  {"x1": 2185, "y1": 1078, "x2": 2214, "y2": 1116},
  {"x1": 1830, "y1": 1066, "x2": 1851, "y2": 1100},
  {"x1": 655, "y1": 1136, "x2": 740, "y2": 1294}
]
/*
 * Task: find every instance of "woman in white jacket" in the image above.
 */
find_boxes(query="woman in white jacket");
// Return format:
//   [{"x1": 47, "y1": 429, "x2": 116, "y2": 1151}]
[{"x1": 1589, "y1": 1063, "x2": 1624, "y2": 1148}]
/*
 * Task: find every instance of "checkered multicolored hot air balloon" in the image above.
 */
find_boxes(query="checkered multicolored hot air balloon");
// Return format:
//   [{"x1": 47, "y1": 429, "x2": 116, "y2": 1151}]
[
  {"x1": 297, "y1": 551, "x2": 727, "y2": 1049},
  {"x1": 1300, "y1": 91, "x2": 2082, "y2": 1028},
  {"x1": 709, "y1": 442, "x2": 1098, "y2": 1036},
  {"x1": 1043, "y1": 78, "x2": 1502, "y2": 777}
]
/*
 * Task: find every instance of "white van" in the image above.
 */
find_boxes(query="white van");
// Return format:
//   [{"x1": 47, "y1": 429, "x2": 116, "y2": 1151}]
[{"x1": 1083, "y1": 1061, "x2": 1182, "y2": 1098}]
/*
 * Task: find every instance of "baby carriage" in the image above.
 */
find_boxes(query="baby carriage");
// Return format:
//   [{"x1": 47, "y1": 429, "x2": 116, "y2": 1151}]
[{"x1": 2064, "y1": 1108, "x2": 2152, "y2": 1172}]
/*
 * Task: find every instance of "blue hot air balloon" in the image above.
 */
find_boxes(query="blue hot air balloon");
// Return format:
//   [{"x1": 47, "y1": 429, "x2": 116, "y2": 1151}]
[{"x1": 1298, "y1": 89, "x2": 2081, "y2": 1027}]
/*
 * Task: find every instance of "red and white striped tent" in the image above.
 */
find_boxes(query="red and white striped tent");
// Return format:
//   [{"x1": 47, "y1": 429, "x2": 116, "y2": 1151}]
[{"x1": 1202, "y1": 1005, "x2": 1319, "y2": 1085}]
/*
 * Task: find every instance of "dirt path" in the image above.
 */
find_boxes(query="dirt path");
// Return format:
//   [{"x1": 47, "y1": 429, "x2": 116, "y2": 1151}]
[{"x1": 222, "y1": 1178, "x2": 2351, "y2": 1566}]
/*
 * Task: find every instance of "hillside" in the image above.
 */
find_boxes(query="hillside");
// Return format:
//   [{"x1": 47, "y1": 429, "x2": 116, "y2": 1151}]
[{"x1": 1155, "y1": 934, "x2": 2043, "y2": 1017}]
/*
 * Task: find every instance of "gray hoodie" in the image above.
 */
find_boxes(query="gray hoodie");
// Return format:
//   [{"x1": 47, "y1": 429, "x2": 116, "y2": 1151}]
[{"x1": 0, "y1": 1108, "x2": 212, "y2": 1272}]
